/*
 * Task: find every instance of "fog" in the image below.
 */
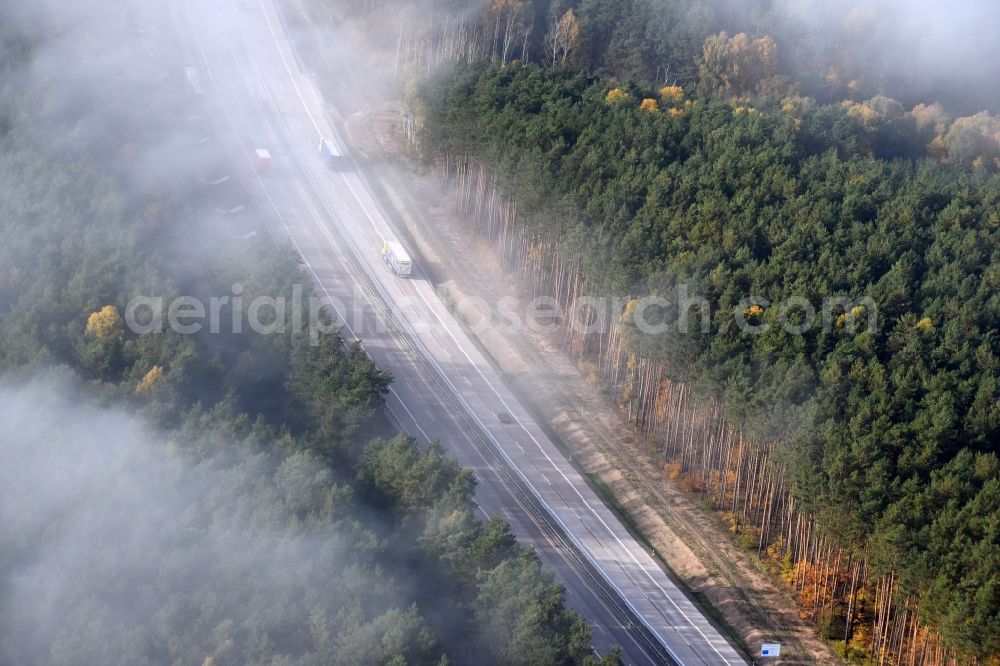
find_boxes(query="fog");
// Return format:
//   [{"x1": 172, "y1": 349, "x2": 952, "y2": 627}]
[
  {"x1": 1, "y1": 0, "x2": 995, "y2": 661},
  {"x1": 0, "y1": 0, "x2": 286, "y2": 302},
  {"x1": 0, "y1": 376, "x2": 385, "y2": 664},
  {"x1": 764, "y1": 0, "x2": 1000, "y2": 112}
]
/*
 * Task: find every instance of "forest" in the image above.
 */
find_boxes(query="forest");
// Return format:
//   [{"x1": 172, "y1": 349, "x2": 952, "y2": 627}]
[
  {"x1": 415, "y1": 61, "x2": 1000, "y2": 662},
  {"x1": 0, "y1": 2, "x2": 616, "y2": 665},
  {"x1": 303, "y1": 0, "x2": 1000, "y2": 662}
]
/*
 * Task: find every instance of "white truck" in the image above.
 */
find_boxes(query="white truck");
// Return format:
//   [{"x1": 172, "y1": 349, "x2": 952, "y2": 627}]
[
  {"x1": 381, "y1": 240, "x2": 413, "y2": 277},
  {"x1": 252, "y1": 148, "x2": 272, "y2": 172},
  {"x1": 318, "y1": 138, "x2": 343, "y2": 169}
]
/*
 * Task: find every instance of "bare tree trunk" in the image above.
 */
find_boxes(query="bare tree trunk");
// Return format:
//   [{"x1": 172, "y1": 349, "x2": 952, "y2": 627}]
[{"x1": 427, "y1": 152, "x2": 955, "y2": 665}]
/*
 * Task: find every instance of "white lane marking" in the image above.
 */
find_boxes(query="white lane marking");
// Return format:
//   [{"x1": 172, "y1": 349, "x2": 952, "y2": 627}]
[
  {"x1": 254, "y1": 0, "x2": 321, "y2": 138},
  {"x1": 203, "y1": 1, "x2": 736, "y2": 662},
  {"x1": 183, "y1": 3, "x2": 593, "y2": 620},
  {"x1": 250, "y1": 5, "x2": 733, "y2": 660}
]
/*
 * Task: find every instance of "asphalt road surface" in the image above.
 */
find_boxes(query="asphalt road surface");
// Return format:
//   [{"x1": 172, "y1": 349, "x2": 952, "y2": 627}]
[{"x1": 175, "y1": 1, "x2": 748, "y2": 663}]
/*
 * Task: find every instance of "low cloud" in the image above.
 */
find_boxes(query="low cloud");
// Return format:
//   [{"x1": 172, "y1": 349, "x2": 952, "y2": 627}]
[{"x1": 0, "y1": 377, "x2": 395, "y2": 665}]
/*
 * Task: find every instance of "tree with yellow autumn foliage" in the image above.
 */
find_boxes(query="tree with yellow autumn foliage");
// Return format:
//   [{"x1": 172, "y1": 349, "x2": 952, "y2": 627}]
[
  {"x1": 136, "y1": 365, "x2": 164, "y2": 395},
  {"x1": 80, "y1": 306, "x2": 125, "y2": 380},
  {"x1": 659, "y1": 85, "x2": 683, "y2": 105},
  {"x1": 698, "y1": 32, "x2": 781, "y2": 98},
  {"x1": 604, "y1": 87, "x2": 631, "y2": 105},
  {"x1": 545, "y1": 8, "x2": 580, "y2": 66},
  {"x1": 943, "y1": 111, "x2": 1000, "y2": 168},
  {"x1": 86, "y1": 305, "x2": 123, "y2": 339}
]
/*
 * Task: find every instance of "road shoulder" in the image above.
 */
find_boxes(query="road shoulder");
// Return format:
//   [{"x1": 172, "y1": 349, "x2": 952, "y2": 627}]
[{"x1": 288, "y1": 3, "x2": 841, "y2": 662}]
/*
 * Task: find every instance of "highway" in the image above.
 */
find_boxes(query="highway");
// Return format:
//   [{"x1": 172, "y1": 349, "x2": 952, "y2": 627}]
[{"x1": 175, "y1": 0, "x2": 748, "y2": 663}]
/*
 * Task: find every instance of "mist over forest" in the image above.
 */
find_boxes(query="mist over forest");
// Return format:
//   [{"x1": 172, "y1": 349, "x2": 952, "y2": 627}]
[
  {"x1": 0, "y1": 0, "x2": 613, "y2": 663},
  {"x1": 3, "y1": 0, "x2": 1000, "y2": 663},
  {"x1": 0, "y1": 378, "x2": 377, "y2": 664},
  {"x1": 707, "y1": 0, "x2": 1000, "y2": 114}
]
